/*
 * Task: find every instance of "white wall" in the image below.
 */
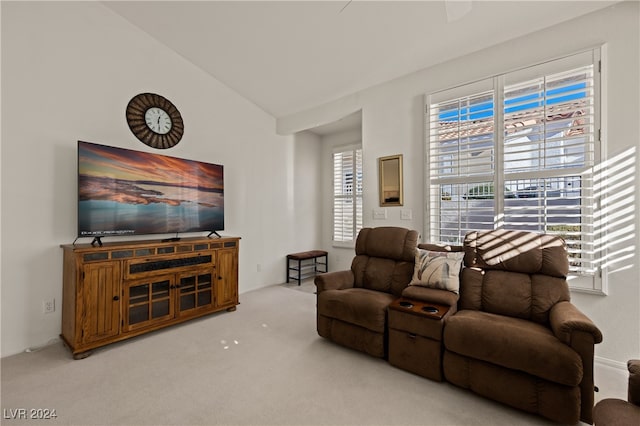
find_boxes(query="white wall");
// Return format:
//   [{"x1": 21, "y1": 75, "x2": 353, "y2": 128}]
[
  {"x1": 290, "y1": 131, "x2": 323, "y2": 253},
  {"x1": 279, "y1": 2, "x2": 640, "y2": 365},
  {"x1": 0, "y1": 2, "x2": 319, "y2": 357}
]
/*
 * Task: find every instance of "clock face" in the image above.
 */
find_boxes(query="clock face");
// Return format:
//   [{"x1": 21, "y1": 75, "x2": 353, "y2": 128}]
[
  {"x1": 126, "y1": 93, "x2": 184, "y2": 149},
  {"x1": 145, "y1": 107, "x2": 172, "y2": 135}
]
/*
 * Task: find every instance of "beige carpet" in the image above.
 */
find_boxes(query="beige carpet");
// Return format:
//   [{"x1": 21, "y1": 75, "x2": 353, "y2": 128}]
[
  {"x1": 1, "y1": 282, "x2": 624, "y2": 425},
  {"x1": 280, "y1": 278, "x2": 316, "y2": 294}
]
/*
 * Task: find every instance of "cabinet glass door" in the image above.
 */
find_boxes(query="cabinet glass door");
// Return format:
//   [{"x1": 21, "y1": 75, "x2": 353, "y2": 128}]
[
  {"x1": 125, "y1": 277, "x2": 173, "y2": 331},
  {"x1": 177, "y1": 272, "x2": 213, "y2": 317}
]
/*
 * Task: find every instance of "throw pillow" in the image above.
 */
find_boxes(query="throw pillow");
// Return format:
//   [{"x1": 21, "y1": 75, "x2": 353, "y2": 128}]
[{"x1": 410, "y1": 249, "x2": 464, "y2": 293}]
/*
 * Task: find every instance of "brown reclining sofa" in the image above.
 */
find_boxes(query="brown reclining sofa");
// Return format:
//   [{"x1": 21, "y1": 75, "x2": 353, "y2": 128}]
[{"x1": 315, "y1": 227, "x2": 602, "y2": 424}]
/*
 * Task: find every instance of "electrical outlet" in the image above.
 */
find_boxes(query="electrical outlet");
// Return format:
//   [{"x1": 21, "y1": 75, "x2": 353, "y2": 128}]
[{"x1": 43, "y1": 299, "x2": 55, "y2": 314}]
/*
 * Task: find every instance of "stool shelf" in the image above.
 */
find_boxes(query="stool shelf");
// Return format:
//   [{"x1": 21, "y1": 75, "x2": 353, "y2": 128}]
[{"x1": 286, "y1": 250, "x2": 328, "y2": 285}]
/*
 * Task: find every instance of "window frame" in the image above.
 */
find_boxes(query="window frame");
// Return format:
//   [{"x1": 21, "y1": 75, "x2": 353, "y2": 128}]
[{"x1": 425, "y1": 48, "x2": 605, "y2": 293}]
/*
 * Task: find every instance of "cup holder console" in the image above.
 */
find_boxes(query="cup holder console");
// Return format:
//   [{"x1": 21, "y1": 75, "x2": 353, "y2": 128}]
[{"x1": 392, "y1": 299, "x2": 448, "y2": 320}]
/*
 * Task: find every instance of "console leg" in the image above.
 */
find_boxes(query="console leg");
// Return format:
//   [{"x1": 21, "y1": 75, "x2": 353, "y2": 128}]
[{"x1": 73, "y1": 350, "x2": 92, "y2": 360}]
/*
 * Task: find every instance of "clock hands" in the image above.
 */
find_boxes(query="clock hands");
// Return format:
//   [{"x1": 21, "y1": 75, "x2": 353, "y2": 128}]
[{"x1": 144, "y1": 108, "x2": 172, "y2": 134}]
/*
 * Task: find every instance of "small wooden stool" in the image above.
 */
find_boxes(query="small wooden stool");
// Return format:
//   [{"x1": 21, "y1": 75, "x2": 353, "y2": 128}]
[{"x1": 286, "y1": 250, "x2": 328, "y2": 285}]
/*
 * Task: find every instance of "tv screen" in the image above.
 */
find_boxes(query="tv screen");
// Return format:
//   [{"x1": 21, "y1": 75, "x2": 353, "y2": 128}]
[{"x1": 78, "y1": 141, "x2": 224, "y2": 237}]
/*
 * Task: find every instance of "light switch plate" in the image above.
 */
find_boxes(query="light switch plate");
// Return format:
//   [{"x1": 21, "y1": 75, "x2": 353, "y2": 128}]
[
  {"x1": 401, "y1": 209, "x2": 412, "y2": 220},
  {"x1": 373, "y1": 209, "x2": 387, "y2": 220}
]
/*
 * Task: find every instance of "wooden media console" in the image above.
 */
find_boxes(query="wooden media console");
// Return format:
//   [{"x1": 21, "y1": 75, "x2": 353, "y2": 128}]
[{"x1": 60, "y1": 236, "x2": 240, "y2": 359}]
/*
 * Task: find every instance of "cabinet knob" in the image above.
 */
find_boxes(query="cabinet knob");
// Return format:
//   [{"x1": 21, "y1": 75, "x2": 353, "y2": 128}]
[{"x1": 113, "y1": 295, "x2": 120, "y2": 301}]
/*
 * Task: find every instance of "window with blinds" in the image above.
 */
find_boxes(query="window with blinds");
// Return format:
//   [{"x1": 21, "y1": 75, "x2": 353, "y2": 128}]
[
  {"x1": 430, "y1": 91, "x2": 495, "y2": 178},
  {"x1": 333, "y1": 146, "x2": 363, "y2": 243},
  {"x1": 503, "y1": 65, "x2": 595, "y2": 173},
  {"x1": 426, "y1": 49, "x2": 601, "y2": 291}
]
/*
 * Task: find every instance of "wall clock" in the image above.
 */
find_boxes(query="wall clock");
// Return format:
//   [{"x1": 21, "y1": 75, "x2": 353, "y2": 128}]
[{"x1": 126, "y1": 93, "x2": 184, "y2": 149}]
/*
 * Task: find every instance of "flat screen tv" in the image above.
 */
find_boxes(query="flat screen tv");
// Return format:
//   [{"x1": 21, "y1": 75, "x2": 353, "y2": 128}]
[{"x1": 77, "y1": 141, "x2": 224, "y2": 239}]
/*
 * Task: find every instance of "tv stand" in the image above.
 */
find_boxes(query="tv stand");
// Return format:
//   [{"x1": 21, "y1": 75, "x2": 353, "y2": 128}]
[
  {"x1": 90, "y1": 236, "x2": 103, "y2": 247},
  {"x1": 208, "y1": 231, "x2": 222, "y2": 238},
  {"x1": 60, "y1": 236, "x2": 240, "y2": 359}
]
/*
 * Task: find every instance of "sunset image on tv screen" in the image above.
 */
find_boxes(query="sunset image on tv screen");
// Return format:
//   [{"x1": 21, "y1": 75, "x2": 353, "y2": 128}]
[{"x1": 78, "y1": 141, "x2": 224, "y2": 236}]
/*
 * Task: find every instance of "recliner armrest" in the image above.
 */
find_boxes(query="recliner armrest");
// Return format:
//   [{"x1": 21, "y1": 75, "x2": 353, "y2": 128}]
[
  {"x1": 628, "y1": 359, "x2": 640, "y2": 406},
  {"x1": 549, "y1": 301, "x2": 603, "y2": 345},
  {"x1": 550, "y1": 301, "x2": 602, "y2": 424},
  {"x1": 314, "y1": 270, "x2": 355, "y2": 293}
]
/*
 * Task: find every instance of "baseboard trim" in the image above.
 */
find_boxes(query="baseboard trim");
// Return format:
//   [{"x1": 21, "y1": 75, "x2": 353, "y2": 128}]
[{"x1": 595, "y1": 356, "x2": 627, "y2": 370}]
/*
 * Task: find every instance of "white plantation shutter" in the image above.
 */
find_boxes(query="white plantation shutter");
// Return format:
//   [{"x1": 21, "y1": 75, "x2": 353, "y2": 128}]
[
  {"x1": 430, "y1": 181, "x2": 498, "y2": 244},
  {"x1": 333, "y1": 146, "x2": 363, "y2": 243},
  {"x1": 428, "y1": 91, "x2": 495, "y2": 178},
  {"x1": 355, "y1": 148, "x2": 363, "y2": 233},
  {"x1": 427, "y1": 81, "x2": 497, "y2": 245},
  {"x1": 503, "y1": 65, "x2": 595, "y2": 173},
  {"x1": 503, "y1": 62, "x2": 597, "y2": 277},
  {"x1": 426, "y1": 49, "x2": 601, "y2": 291}
]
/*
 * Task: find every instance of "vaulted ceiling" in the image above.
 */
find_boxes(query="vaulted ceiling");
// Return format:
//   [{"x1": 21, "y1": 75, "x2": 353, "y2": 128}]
[{"x1": 104, "y1": 1, "x2": 618, "y2": 119}]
